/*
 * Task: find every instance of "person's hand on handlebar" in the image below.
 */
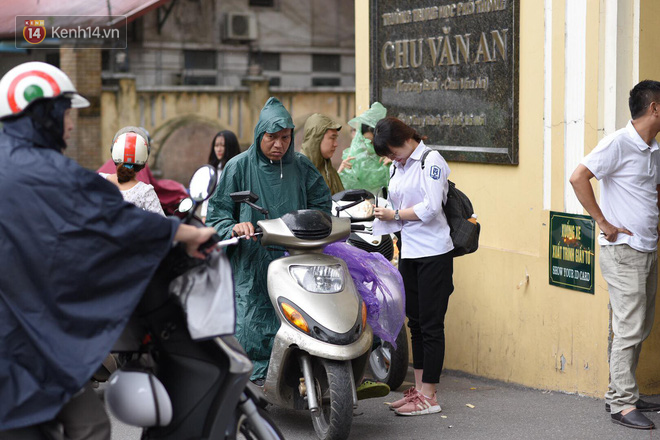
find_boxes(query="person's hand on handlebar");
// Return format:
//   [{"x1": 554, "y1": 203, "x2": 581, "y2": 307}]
[
  {"x1": 174, "y1": 224, "x2": 218, "y2": 259},
  {"x1": 232, "y1": 222, "x2": 258, "y2": 241}
]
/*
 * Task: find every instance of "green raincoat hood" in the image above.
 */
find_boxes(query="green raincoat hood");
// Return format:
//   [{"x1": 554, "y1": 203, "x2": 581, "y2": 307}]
[
  {"x1": 252, "y1": 97, "x2": 296, "y2": 166},
  {"x1": 300, "y1": 113, "x2": 344, "y2": 194},
  {"x1": 348, "y1": 101, "x2": 387, "y2": 130}
]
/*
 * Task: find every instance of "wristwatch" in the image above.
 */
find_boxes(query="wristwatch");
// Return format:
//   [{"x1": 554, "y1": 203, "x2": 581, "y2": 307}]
[{"x1": 394, "y1": 209, "x2": 400, "y2": 221}]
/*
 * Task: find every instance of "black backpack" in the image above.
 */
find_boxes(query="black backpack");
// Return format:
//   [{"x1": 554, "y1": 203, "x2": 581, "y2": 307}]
[{"x1": 391, "y1": 150, "x2": 480, "y2": 257}]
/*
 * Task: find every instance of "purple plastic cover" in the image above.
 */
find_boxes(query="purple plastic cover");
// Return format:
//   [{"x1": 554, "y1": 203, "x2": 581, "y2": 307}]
[{"x1": 324, "y1": 242, "x2": 405, "y2": 347}]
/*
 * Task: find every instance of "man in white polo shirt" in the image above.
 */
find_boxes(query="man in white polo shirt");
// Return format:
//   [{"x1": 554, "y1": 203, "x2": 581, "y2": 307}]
[{"x1": 570, "y1": 80, "x2": 660, "y2": 430}]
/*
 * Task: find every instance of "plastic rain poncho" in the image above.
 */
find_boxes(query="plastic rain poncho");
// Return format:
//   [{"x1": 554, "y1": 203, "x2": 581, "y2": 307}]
[
  {"x1": 339, "y1": 102, "x2": 389, "y2": 195},
  {"x1": 300, "y1": 113, "x2": 344, "y2": 195},
  {"x1": 206, "y1": 98, "x2": 332, "y2": 380},
  {"x1": 0, "y1": 99, "x2": 178, "y2": 430}
]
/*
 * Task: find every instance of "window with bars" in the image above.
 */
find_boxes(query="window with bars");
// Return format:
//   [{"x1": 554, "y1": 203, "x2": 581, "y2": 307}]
[
  {"x1": 312, "y1": 54, "x2": 340, "y2": 72},
  {"x1": 249, "y1": 0, "x2": 274, "y2": 6},
  {"x1": 312, "y1": 78, "x2": 341, "y2": 87},
  {"x1": 258, "y1": 52, "x2": 280, "y2": 71},
  {"x1": 184, "y1": 50, "x2": 217, "y2": 70}
]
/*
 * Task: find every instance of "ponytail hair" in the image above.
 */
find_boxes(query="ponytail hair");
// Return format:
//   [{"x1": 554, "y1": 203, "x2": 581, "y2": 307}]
[{"x1": 116, "y1": 163, "x2": 145, "y2": 183}]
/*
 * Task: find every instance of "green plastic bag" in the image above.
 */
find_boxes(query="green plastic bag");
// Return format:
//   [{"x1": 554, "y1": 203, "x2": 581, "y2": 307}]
[{"x1": 340, "y1": 102, "x2": 389, "y2": 195}]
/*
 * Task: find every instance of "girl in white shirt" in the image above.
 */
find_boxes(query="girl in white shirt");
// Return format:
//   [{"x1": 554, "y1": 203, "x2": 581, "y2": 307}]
[
  {"x1": 201, "y1": 130, "x2": 241, "y2": 222},
  {"x1": 372, "y1": 117, "x2": 453, "y2": 417}
]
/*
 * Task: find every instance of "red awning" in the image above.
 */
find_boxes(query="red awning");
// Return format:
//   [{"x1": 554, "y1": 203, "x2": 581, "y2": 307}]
[{"x1": 0, "y1": 0, "x2": 170, "y2": 38}]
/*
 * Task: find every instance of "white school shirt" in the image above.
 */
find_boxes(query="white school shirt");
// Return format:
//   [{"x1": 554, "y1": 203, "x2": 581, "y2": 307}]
[
  {"x1": 581, "y1": 120, "x2": 660, "y2": 252},
  {"x1": 372, "y1": 141, "x2": 454, "y2": 259},
  {"x1": 201, "y1": 164, "x2": 223, "y2": 218}
]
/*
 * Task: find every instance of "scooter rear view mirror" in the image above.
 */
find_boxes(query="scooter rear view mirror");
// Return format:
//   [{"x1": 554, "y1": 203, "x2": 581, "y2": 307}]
[
  {"x1": 230, "y1": 190, "x2": 259, "y2": 203},
  {"x1": 189, "y1": 165, "x2": 218, "y2": 203},
  {"x1": 229, "y1": 191, "x2": 270, "y2": 218},
  {"x1": 178, "y1": 198, "x2": 194, "y2": 214}
]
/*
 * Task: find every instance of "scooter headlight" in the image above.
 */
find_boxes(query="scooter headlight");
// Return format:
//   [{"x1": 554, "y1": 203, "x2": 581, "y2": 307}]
[{"x1": 289, "y1": 264, "x2": 344, "y2": 293}]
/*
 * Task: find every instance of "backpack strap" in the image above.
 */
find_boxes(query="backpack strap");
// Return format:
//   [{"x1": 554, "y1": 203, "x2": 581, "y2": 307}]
[
  {"x1": 391, "y1": 148, "x2": 438, "y2": 177},
  {"x1": 420, "y1": 149, "x2": 436, "y2": 169}
]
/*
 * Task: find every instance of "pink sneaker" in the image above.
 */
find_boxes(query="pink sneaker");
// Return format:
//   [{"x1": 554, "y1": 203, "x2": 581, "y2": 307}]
[
  {"x1": 394, "y1": 392, "x2": 442, "y2": 416},
  {"x1": 388, "y1": 387, "x2": 418, "y2": 411}
]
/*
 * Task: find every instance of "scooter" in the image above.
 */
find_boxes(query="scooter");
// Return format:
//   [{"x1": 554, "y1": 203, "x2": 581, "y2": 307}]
[
  {"x1": 3, "y1": 166, "x2": 282, "y2": 440},
  {"x1": 331, "y1": 189, "x2": 395, "y2": 261},
  {"x1": 231, "y1": 191, "x2": 372, "y2": 440},
  {"x1": 331, "y1": 188, "x2": 409, "y2": 392},
  {"x1": 104, "y1": 165, "x2": 283, "y2": 440}
]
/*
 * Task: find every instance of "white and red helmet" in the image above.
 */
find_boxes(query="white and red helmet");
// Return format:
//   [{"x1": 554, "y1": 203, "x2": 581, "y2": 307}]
[
  {"x1": 0, "y1": 61, "x2": 89, "y2": 119},
  {"x1": 112, "y1": 131, "x2": 150, "y2": 166}
]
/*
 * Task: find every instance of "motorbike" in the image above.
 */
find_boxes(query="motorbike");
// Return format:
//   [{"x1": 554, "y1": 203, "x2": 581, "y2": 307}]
[
  {"x1": 231, "y1": 190, "x2": 372, "y2": 440},
  {"x1": 103, "y1": 165, "x2": 284, "y2": 440},
  {"x1": 331, "y1": 188, "x2": 409, "y2": 392}
]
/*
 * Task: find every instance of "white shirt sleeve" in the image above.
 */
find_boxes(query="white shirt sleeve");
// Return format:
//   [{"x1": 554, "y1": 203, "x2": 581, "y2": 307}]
[
  {"x1": 412, "y1": 153, "x2": 449, "y2": 223},
  {"x1": 200, "y1": 199, "x2": 209, "y2": 218},
  {"x1": 582, "y1": 138, "x2": 621, "y2": 180}
]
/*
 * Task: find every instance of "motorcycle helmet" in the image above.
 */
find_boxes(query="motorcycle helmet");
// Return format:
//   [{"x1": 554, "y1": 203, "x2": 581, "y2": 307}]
[
  {"x1": 0, "y1": 61, "x2": 89, "y2": 119},
  {"x1": 104, "y1": 369, "x2": 173, "y2": 427},
  {"x1": 111, "y1": 131, "x2": 150, "y2": 166}
]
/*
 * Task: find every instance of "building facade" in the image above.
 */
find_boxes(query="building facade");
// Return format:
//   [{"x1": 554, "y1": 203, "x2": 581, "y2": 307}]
[{"x1": 0, "y1": 0, "x2": 357, "y2": 180}]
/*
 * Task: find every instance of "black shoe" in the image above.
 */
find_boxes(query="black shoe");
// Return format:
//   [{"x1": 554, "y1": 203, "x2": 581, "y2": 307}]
[
  {"x1": 251, "y1": 378, "x2": 265, "y2": 387},
  {"x1": 611, "y1": 410, "x2": 655, "y2": 430},
  {"x1": 636, "y1": 399, "x2": 660, "y2": 412},
  {"x1": 606, "y1": 399, "x2": 660, "y2": 413}
]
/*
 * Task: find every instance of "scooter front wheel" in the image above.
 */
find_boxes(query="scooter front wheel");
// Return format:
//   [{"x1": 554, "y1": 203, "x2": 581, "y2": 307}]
[
  {"x1": 311, "y1": 358, "x2": 353, "y2": 440},
  {"x1": 235, "y1": 406, "x2": 284, "y2": 440}
]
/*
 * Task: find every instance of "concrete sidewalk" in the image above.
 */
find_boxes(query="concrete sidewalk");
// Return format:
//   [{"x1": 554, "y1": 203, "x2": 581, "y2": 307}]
[{"x1": 268, "y1": 367, "x2": 660, "y2": 440}]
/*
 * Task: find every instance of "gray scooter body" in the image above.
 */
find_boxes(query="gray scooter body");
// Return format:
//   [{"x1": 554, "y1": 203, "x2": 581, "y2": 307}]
[{"x1": 257, "y1": 216, "x2": 372, "y2": 410}]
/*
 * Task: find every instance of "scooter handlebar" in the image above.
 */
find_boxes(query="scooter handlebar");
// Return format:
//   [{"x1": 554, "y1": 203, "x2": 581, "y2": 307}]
[{"x1": 198, "y1": 233, "x2": 222, "y2": 252}]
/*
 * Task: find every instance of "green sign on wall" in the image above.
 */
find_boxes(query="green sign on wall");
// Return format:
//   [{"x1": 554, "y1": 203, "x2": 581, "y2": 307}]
[{"x1": 549, "y1": 211, "x2": 595, "y2": 294}]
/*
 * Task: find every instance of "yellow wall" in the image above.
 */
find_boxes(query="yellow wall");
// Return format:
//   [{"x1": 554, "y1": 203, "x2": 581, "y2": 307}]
[
  {"x1": 101, "y1": 79, "x2": 355, "y2": 178},
  {"x1": 633, "y1": 0, "x2": 660, "y2": 392},
  {"x1": 356, "y1": 0, "x2": 660, "y2": 396}
]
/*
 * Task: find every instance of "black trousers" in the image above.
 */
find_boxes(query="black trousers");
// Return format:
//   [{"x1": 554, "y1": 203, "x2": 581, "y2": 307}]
[{"x1": 399, "y1": 252, "x2": 454, "y2": 384}]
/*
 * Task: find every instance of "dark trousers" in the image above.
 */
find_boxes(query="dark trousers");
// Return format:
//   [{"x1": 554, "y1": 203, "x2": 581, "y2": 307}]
[
  {"x1": 399, "y1": 252, "x2": 454, "y2": 384},
  {"x1": 0, "y1": 383, "x2": 110, "y2": 440}
]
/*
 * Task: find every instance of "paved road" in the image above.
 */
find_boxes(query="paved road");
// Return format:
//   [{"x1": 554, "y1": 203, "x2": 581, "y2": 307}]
[{"x1": 109, "y1": 369, "x2": 660, "y2": 440}]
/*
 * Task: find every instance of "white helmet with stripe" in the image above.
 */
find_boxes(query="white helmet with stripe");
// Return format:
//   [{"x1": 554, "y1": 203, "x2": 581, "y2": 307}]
[
  {"x1": 0, "y1": 61, "x2": 89, "y2": 119},
  {"x1": 112, "y1": 131, "x2": 150, "y2": 166}
]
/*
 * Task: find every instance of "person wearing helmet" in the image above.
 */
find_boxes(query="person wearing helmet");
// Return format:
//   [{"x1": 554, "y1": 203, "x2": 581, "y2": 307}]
[
  {"x1": 99, "y1": 126, "x2": 165, "y2": 215},
  {"x1": 0, "y1": 62, "x2": 216, "y2": 438}
]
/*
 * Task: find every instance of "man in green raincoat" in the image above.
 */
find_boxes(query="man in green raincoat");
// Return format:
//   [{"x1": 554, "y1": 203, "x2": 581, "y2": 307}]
[
  {"x1": 300, "y1": 113, "x2": 351, "y2": 195},
  {"x1": 206, "y1": 97, "x2": 332, "y2": 381}
]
